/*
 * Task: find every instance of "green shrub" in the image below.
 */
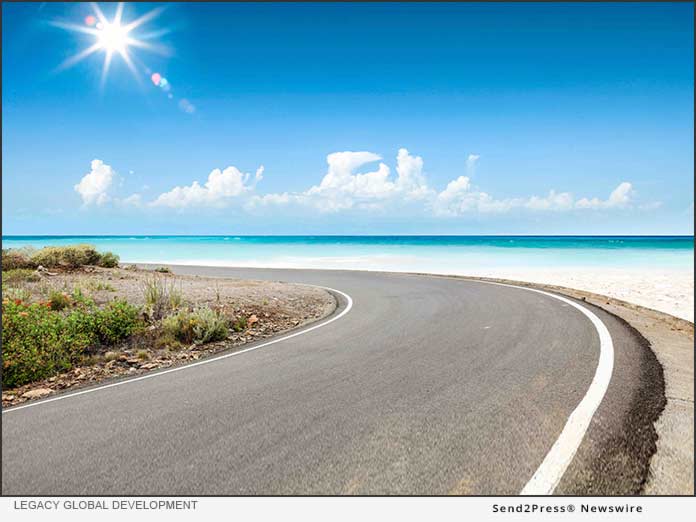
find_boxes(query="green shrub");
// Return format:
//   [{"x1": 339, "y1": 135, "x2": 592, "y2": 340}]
[
  {"x1": 93, "y1": 300, "x2": 142, "y2": 344},
  {"x1": 3, "y1": 269, "x2": 40, "y2": 283},
  {"x1": 31, "y1": 245, "x2": 94, "y2": 268},
  {"x1": 232, "y1": 316, "x2": 247, "y2": 332},
  {"x1": 2, "y1": 296, "x2": 143, "y2": 387},
  {"x1": 191, "y1": 307, "x2": 229, "y2": 343},
  {"x1": 2, "y1": 300, "x2": 97, "y2": 387},
  {"x1": 26, "y1": 244, "x2": 118, "y2": 269},
  {"x1": 64, "y1": 307, "x2": 99, "y2": 343},
  {"x1": 98, "y1": 252, "x2": 120, "y2": 268},
  {"x1": 3, "y1": 244, "x2": 118, "y2": 270},
  {"x1": 48, "y1": 290, "x2": 72, "y2": 311},
  {"x1": 71, "y1": 287, "x2": 95, "y2": 308},
  {"x1": 162, "y1": 307, "x2": 229, "y2": 344},
  {"x1": 2, "y1": 249, "x2": 36, "y2": 270},
  {"x1": 162, "y1": 310, "x2": 195, "y2": 344},
  {"x1": 27, "y1": 248, "x2": 60, "y2": 268},
  {"x1": 65, "y1": 245, "x2": 101, "y2": 267},
  {"x1": 154, "y1": 266, "x2": 172, "y2": 273},
  {"x1": 169, "y1": 287, "x2": 183, "y2": 309}
]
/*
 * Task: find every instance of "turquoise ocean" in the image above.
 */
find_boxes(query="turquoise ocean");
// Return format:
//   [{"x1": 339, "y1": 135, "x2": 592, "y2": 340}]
[{"x1": 2, "y1": 236, "x2": 693, "y2": 273}]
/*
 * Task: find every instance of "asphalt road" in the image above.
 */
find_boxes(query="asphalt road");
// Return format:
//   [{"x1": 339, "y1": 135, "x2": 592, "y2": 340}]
[{"x1": 1, "y1": 268, "x2": 664, "y2": 495}]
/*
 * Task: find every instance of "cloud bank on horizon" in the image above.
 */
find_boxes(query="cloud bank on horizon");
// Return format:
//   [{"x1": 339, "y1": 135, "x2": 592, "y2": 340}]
[{"x1": 75, "y1": 148, "x2": 642, "y2": 218}]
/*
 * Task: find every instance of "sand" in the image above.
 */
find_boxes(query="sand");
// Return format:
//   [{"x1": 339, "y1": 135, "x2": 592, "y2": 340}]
[
  {"x1": 456, "y1": 267, "x2": 693, "y2": 323},
  {"x1": 174, "y1": 258, "x2": 694, "y2": 323}
]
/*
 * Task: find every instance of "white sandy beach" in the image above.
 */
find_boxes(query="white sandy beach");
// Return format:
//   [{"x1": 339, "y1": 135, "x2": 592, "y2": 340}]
[
  {"x1": 167, "y1": 257, "x2": 694, "y2": 323},
  {"x1": 463, "y1": 267, "x2": 694, "y2": 323}
]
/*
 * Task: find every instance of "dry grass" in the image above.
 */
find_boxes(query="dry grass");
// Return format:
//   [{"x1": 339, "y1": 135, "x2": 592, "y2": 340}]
[{"x1": 142, "y1": 276, "x2": 183, "y2": 320}]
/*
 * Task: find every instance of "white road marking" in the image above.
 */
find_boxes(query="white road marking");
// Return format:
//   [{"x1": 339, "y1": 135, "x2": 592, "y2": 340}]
[
  {"x1": 3, "y1": 272, "x2": 615, "y2": 496},
  {"x1": 2, "y1": 285, "x2": 353, "y2": 414},
  {"x1": 478, "y1": 280, "x2": 614, "y2": 496}
]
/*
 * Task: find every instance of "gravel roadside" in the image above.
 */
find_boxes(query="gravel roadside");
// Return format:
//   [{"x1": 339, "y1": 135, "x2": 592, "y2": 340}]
[{"x1": 2, "y1": 266, "x2": 336, "y2": 407}]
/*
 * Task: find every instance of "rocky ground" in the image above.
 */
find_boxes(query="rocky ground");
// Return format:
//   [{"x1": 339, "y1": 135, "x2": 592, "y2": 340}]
[{"x1": 2, "y1": 266, "x2": 335, "y2": 407}]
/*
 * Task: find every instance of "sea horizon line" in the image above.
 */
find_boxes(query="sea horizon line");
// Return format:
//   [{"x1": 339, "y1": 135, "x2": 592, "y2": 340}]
[{"x1": 4, "y1": 234, "x2": 694, "y2": 239}]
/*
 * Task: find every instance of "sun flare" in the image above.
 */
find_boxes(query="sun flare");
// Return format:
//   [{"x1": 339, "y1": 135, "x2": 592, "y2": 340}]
[
  {"x1": 96, "y1": 21, "x2": 130, "y2": 53},
  {"x1": 52, "y1": 2, "x2": 166, "y2": 87}
]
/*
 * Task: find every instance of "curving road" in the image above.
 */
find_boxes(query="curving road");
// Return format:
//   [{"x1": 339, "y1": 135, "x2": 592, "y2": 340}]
[{"x1": 1, "y1": 267, "x2": 664, "y2": 495}]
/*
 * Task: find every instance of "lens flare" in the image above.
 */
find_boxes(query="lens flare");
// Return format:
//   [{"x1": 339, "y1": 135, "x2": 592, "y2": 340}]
[
  {"x1": 151, "y1": 72, "x2": 161, "y2": 85},
  {"x1": 178, "y1": 98, "x2": 195, "y2": 114},
  {"x1": 53, "y1": 3, "x2": 168, "y2": 88}
]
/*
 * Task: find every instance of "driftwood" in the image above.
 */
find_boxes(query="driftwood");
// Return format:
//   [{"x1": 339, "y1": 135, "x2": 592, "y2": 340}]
[{"x1": 36, "y1": 266, "x2": 58, "y2": 276}]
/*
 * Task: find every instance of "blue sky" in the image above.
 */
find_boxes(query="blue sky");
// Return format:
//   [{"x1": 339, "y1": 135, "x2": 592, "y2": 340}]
[{"x1": 2, "y1": 2, "x2": 693, "y2": 235}]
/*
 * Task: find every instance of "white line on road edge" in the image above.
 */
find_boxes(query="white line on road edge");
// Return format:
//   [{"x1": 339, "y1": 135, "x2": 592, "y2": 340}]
[
  {"x1": 2, "y1": 285, "x2": 353, "y2": 414},
  {"x1": 2, "y1": 272, "x2": 614, "y2": 494},
  {"x1": 481, "y1": 281, "x2": 614, "y2": 495}
]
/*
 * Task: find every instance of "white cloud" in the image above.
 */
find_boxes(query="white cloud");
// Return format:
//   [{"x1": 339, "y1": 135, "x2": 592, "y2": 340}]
[
  {"x1": 434, "y1": 176, "x2": 517, "y2": 215},
  {"x1": 525, "y1": 190, "x2": 574, "y2": 211},
  {"x1": 435, "y1": 180, "x2": 636, "y2": 217},
  {"x1": 119, "y1": 193, "x2": 143, "y2": 207},
  {"x1": 75, "y1": 152, "x2": 646, "y2": 219},
  {"x1": 296, "y1": 151, "x2": 393, "y2": 212},
  {"x1": 151, "y1": 165, "x2": 264, "y2": 209},
  {"x1": 575, "y1": 181, "x2": 633, "y2": 209},
  {"x1": 254, "y1": 149, "x2": 432, "y2": 213},
  {"x1": 74, "y1": 159, "x2": 115, "y2": 206},
  {"x1": 395, "y1": 148, "x2": 431, "y2": 199},
  {"x1": 238, "y1": 150, "x2": 639, "y2": 217},
  {"x1": 608, "y1": 181, "x2": 633, "y2": 207},
  {"x1": 437, "y1": 176, "x2": 471, "y2": 202}
]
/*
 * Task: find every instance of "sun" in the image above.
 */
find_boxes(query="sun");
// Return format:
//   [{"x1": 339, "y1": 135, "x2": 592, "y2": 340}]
[
  {"x1": 52, "y1": 3, "x2": 167, "y2": 87},
  {"x1": 96, "y1": 21, "x2": 130, "y2": 54}
]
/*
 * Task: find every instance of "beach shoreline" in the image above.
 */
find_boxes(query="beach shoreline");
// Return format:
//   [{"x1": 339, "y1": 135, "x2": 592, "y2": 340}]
[
  {"x1": 5, "y1": 236, "x2": 691, "y2": 321},
  {"x1": 137, "y1": 261, "x2": 693, "y2": 323}
]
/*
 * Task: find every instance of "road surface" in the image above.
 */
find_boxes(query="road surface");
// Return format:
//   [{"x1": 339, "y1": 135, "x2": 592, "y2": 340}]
[{"x1": 2, "y1": 267, "x2": 664, "y2": 495}]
